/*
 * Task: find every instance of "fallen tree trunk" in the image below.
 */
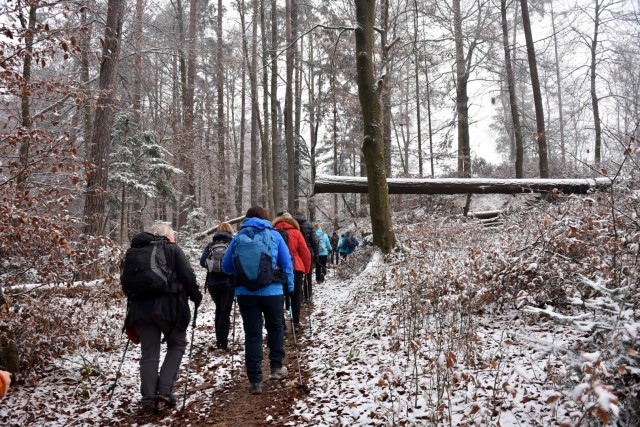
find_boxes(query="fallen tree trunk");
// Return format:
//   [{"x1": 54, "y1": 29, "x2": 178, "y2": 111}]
[
  {"x1": 314, "y1": 175, "x2": 612, "y2": 195},
  {"x1": 193, "y1": 215, "x2": 245, "y2": 241}
]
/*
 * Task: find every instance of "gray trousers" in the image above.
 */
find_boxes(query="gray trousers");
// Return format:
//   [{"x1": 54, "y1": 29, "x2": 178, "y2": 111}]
[{"x1": 136, "y1": 318, "x2": 187, "y2": 403}]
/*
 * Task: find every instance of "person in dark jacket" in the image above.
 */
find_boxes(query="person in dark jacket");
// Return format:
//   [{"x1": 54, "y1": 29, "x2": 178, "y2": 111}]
[
  {"x1": 273, "y1": 213, "x2": 311, "y2": 332},
  {"x1": 292, "y1": 212, "x2": 318, "y2": 302},
  {"x1": 124, "y1": 223, "x2": 202, "y2": 415},
  {"x1": 199, "y1": 222, "x2": 234, "y2": 350},
  {"x1": 329, "y1": 231, "x2": 339, "y2": 265},
  {"x1": 222, "y1": 206, "x2": 294, "y2": 395}
]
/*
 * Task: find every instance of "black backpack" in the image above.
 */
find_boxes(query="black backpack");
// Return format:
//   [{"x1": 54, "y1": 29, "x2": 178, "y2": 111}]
[
  {"x1": 121, "y1": 232, "x2": 172, "y2": 298},
  {"x1": 206, "y1": 240, "x2": 229, "y2": 273}
]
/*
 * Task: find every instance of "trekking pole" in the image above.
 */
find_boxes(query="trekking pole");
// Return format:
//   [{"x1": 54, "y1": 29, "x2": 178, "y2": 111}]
[
  {"x1": 288, "y1": 304, "x2": 303, "y2": 385},
  {"x1": 306, "y1": 301, "x2": 313, "y2": 337},
  {"x1": 230, "y1": 297, "x2": 237, "y2": 376},
  {"x1": 108, "y1": 339, "x2": 130, "y2": 400},
  {"x1": 181, "y1": 305, "x2": 198, "y2": 411}
]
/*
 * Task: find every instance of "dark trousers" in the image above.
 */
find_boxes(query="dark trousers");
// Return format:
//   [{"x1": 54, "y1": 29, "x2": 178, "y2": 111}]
[
  {"x1": 291, "y1": 271, "x2": 304, "y2": 324},
  {"x1": 304, "y1": 268, "x2": 313, "y2": 301},
  {"x1": 208, "y1": 284, "x2": 235, "y2": 347},
  {"x1": 330, "y1": 250, "x2": 338, "y2": 264},
  {"x1": 316, "y1": 255, "x2": 328, "y2": 282},
  {"x1": 236, "y1": 294, "x2": 285, "y2": 384},
  {"x1": 136, "y1": 318, "x2": 187, "y2": 404}
]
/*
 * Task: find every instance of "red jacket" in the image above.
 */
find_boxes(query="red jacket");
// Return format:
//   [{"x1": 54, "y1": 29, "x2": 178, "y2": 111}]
[{"x1": 273, "y1": 215, "x2": 311, "y2": 274}]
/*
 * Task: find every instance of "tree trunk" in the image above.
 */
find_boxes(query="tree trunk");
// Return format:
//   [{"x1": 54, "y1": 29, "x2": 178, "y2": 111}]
[
  {"x1": 270, "y1": 0, "x2": 282, "y2": 212},
  {"x1": 293, "y1": 1, "x2": 301, "y2": 212},
  {"x1": 550, "y1": 2, "x2": 565, "y2": 165},
  {"x1": 314, "y1": 175, "x2": 612, "y2": 195},
  {"x1": 591, "y1": 0, "x2": 603, "y2": 166},
  {"x1": 354, "y1": 0, "x2": 396, "y2": 253},
  {"x1": 501, "y1": 0, "x2": 524, "y2": 178},
  {"x1": 453, "y1": 0, "x2": 471, "y2": 178},
  {"x1": 520, "y1": 0, "x2": 549, "y2": 178},
  {"x1": 236, "y1": 0, "x2": 248, "y2": 215},
  {"x1": 130, "y1": 0, "x2": 144, "y2": 235},
  {"x1": 413, "y1": 0, "x2": 423, "y2": 177},
  {"x1": 83, "y1": 0, "x2": 125, "y2": 236},
  {"x1": 80, "y1": 5, "x2": 92, "y2": 159},
  {"x1": 250, "y1": 0, "x2": 259, "y2": 205},
  {"x1": 285, "y1": 0, "x2": 295, "y2": 211},
  {"x1": 422, "y1": 57, "x2": 434, "y2": 177},
  {"x1": 260, "y1": 0, "x2": 272, "y2": 214},
  {"x1": 381, "y1": 0, "x2": 392, "y2": 177},
  {"x1": 308, "y1": 34, "x2": 318, "y2": 221},
  {"x1": 217, "y1": 0, "x2": 228, "y2": 217},
  {"x1": 331, "y1": 67, "x2": 339, "y2": 229}
]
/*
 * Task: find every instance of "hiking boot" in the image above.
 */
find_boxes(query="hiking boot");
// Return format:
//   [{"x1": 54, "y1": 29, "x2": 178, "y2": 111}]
[
  {"x1": 140, "y1": 400, "x2": 157, "y2": 416},
  {"x1": 155, "y1": 393, "x2": 177, "y2": 409},
  {"x1": 216, "y1": 342, "x2": 228, "y2": 350},
  {"x1": 293, "y1": 323, "x2": 303, "y2": 333},
  {"x1": 269, "y1": 366, "x2": 288, "y2": 381},
  {"x1": 250, "y1": 382, "x2": 263, "y2": 394}
]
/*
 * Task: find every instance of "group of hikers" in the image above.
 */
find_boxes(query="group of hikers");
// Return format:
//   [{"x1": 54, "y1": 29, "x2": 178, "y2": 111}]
[{"x1": 119, "y1": 205, "x2": 359, "y2": 416}]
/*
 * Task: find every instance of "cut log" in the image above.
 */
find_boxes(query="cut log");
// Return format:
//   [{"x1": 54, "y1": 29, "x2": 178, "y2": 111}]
[
  {"x1": 193, "y1": 215, "x2": 245, "y2": 241},
  {"x1": 313, "y1": 175, "x2": 612, "y2": 195}
]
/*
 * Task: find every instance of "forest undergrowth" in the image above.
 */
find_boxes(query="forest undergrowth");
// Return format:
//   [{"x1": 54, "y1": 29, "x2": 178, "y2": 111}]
[{"x1": 377, "y1": 189, "x2": 639, "y2": 425}]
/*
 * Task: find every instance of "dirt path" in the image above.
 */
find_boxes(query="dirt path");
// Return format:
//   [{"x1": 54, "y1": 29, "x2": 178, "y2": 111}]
[{"x1": 130, "y1": 303, "x2": 314, "y2": 426}]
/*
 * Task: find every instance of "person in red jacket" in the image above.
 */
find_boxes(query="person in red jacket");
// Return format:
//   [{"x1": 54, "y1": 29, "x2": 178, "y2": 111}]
[{"x1": 272, "y1": 212, "x2": 311, "y2": 332}]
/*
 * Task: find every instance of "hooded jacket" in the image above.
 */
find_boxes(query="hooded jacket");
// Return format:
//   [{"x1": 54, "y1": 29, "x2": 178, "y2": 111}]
[
  {"x1": 124, "y1": 232, "x2": 202, "y2": 335},
  {"x1": 221, "y1": 217, "x2": 294, "y2": 296},
  {"x1": 293, "y1": 214, "x2": 319, "y2": 260},
  {"x1": 314, "y1": 227, "x2": 332, "y2": 256},
  {"x1": 273, "y1": 215, "x2": 311, "y2": 274}
]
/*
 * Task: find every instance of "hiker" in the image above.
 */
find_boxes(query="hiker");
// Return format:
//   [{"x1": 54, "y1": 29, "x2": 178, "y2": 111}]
[
  {"x1": 273, "y1": 212, "x2": 311, "y2": 333},
  {"x1": 292, "y1": 212, "x2": 318, "y2": 302},
  {"x1": 329, "y1": 231, "x2": 339, "y2": 265},
  {"x1": 337, "y1": 230, "x2": 360, "y2": 261},
  {"x1": 123, "y1": 223, "x2": 203, "y2": 415},
  {"x1": 222, "y1": 206, "x2": 294, "y2": 395},
  {"x1": 313, "y1": 223, "x2": 332, "y2": 283},
  {"x1": 199, "y1": 222, "x2": 234, "y2": 350}
]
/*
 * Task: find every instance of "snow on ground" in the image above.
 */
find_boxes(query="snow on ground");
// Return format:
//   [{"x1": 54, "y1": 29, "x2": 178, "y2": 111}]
[{"x1": 289, "y1": 249, "x2": 601, "y2": 426}]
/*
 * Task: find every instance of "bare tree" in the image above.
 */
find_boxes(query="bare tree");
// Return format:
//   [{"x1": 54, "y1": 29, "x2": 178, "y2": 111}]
[
  {"x1": 354, "y1": 0, "x2": 396, "y2": 252},
  {"x1": 285, "y1": 0, "x2": 295, "y2": 211},
  {"x1": 270, "y1": 0, "x2": 282, "y2": 211},
  {"x1": 83, "y1": 0, "x2": 126, "y2": 235},
  {"x1": 217, "y1": 0, "x2": 228, "y2": 216},
  {"x1": 501, "y1": 0, "x2": 524, "y2": 177},
  {"x1": 520, "y1": 0, "x2": 549, "y2": 178}
]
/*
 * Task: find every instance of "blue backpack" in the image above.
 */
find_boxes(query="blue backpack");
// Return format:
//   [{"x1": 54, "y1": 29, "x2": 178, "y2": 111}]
[{"x1": 232, "y1": 227, "x2": 277, "y2": 290}]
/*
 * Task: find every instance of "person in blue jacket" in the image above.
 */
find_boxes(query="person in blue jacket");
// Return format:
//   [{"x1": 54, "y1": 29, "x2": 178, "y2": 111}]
[
  {"x1": 221, "y1": 206, "x2": 294, "y2": 395},
  {"x1": 313, "y1": 223, "x2": 332, "y2": 283},
  {"x1": 337, "y1": 230, "x2": 360, "y2": 261}
]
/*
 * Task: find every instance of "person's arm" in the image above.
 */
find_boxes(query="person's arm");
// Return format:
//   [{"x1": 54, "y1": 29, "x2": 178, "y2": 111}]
[
  {"x1": 276, "y1": 233, "x2": 295, "y2": 293},
  {"x1": 325, "y1": 234, "x2": 332, "y2": 251},
  {"x1": 199, "y1": 243, "x2": 210, "y2": 268},
  {"x1": 174, "y1": 246, "x2": 202, "y2": 306}
]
